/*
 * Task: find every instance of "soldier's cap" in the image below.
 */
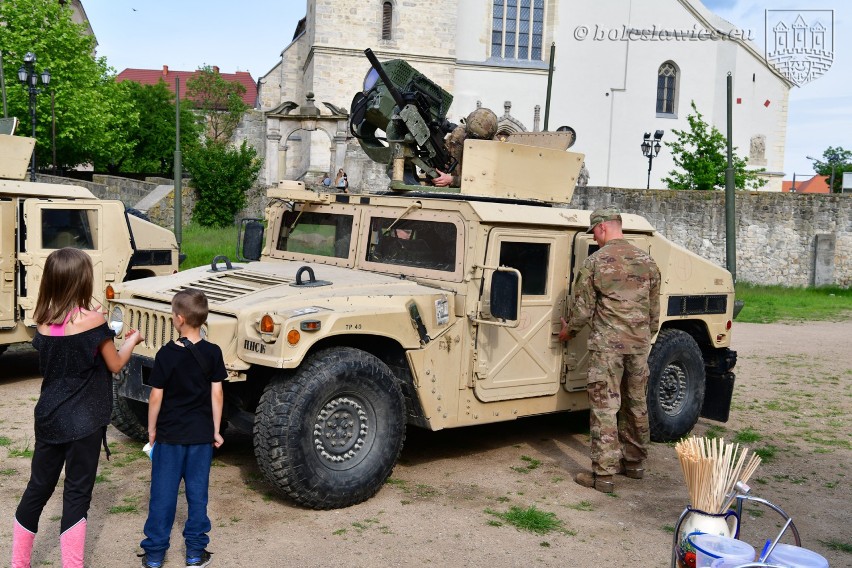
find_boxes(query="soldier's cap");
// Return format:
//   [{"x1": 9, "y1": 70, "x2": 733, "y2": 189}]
[{"x1": 586, "y1": 207, "x2": 622, "y2": 233}]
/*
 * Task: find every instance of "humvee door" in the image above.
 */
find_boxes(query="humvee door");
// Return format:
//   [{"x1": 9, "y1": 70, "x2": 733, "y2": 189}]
[
  {"x1": 563, "y1": 233, "x2": 654, "y2": 392},
  {"x1": 473, "y1": 228, "x2": 570, "y2": 401},
  {"x1": 0, "y1": 200, "x2": 15, "y2": 328},
  {"x1": 18, "y1": 200, "x2": 132, "y2": 324}
]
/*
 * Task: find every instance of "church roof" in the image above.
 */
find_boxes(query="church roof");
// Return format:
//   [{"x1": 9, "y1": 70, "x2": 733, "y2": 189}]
[
  {"x1": 116, "y1": 66, "x2": 257, "y2": 107},
  {"x1": 782, "y1": 175, "x2": 830, "y2": 193}
]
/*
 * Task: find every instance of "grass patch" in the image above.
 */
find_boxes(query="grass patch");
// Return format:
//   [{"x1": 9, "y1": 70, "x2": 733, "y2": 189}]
[
  {"x1": 704, "y1": 425, "x2": 727, "y2": 439},
  {"x1": 567, "y1": 500, "x2": 594, "y2": 512},
  {"x1": 734, "y1": 283, "x2": 852, "y2": 323},
  {"x1": 485, "y1": 505, "x2": 565, "y2": 535},
  {"x1": 819, "y1": 539, "x2": 852, "y2": 553},
  {"x1": 753, "y1": 444, "x2": 778, "y2": 461},
  {"x1": 8, "y1": 445, "x2": 33, "y2": 459},
  {"x1": 511, "y1": 455, "x2": 542, "y2": 474},
  {"x1": 108, "y1": 497, "x2": 139, "y2": 514},
  {"x1": 1, "y1": 468, "x2": 17, "y2": 476},
  {"x1": 733, "y1": 427, "x2": 762, "y2": 444},
  {"x1": 0, "y1": 436, "x2": 11, "y2": 446},
  {"x1": 181, "y1": 224, "x2": 240, "y2": 270}
]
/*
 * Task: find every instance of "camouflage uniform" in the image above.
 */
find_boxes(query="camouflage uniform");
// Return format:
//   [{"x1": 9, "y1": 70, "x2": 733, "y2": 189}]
[
  {"x1": 442, "y1": 108, "x2": 498, "y2": 187},
  {"x1": 565, "y1": 236, "x2": 661, "y2": 476}
]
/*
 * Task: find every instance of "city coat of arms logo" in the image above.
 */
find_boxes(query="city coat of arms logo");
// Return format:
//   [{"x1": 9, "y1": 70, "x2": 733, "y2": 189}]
[{"x1": 765, "y1": 10, "x2": 834, "y2": 86}]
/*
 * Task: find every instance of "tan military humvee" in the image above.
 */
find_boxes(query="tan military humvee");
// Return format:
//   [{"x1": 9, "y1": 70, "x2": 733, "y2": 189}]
[
  {"x1": 108, "y1": 138, "x2": 737, "y2": 510},
  {"x1": 0, "y1": 134, "x2": 178, "y2": 353}
]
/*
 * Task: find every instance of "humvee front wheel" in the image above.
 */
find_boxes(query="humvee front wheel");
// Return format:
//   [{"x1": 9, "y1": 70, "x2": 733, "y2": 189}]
[
  {"x1": 253, "y1": 347, "x2": 406, "y2": 509},
  {"x1": 110, "y1": 375, "x2": 148, "y2": 441},
  {"x1": 647, "y1": 329, "x2": 706, "y2": 442}
]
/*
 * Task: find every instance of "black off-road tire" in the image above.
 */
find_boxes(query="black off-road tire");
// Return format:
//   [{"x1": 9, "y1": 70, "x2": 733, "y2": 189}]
[
  {"x1": 253, "y1": 347, "x2": 406, "y2": 509},
  {"x1": 111, "y1": 375, "x2": 148, "y2": 441},
  {"x1": 647, "y1": 329, "x2": 706, "y2": 442}
]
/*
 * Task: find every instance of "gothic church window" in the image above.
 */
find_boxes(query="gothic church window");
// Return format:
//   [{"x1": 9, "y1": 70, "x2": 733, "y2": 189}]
[
  {"x1": 657, "y1": 61, "x2": 678, "y2": 115},
  {"x1": 382, "y1": 2, "x2": 393, "y2": 40},
  {"x1": 491, "y1": 0, "x2": 544, "y2": 61}
]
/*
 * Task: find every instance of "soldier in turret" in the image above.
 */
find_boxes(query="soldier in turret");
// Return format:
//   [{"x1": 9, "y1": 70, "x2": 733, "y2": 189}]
[{"x1": 433, "y1": 108, "x2": 498, "y2": 188}]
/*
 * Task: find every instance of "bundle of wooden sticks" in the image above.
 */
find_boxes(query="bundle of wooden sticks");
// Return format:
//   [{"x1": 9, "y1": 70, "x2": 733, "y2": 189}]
[{"x1": 675, "y1": 436, "x2": 761, "y2": 513}]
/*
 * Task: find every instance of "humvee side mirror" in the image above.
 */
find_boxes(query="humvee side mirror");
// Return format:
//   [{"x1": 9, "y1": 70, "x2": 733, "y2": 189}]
[
  {"x1": 490, "y1": 270, "x2": 519, "y2": 321},
  {"x1": 238, "y1": 218, "x2": 264, "y2": 261}
]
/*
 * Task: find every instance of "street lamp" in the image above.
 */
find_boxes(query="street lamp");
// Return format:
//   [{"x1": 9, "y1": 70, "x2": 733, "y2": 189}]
[
  {"x1": 641, "y1": 130, "x2": 664, "y2": 189},
  {"x1": 806, "y1": 155, "x2": 837, "y2": 193},
  {"x1": 17, "y1": 52, "x2": 51, "y2": 181}
]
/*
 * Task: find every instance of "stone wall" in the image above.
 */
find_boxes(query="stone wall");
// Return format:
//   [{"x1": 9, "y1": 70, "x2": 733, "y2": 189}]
[
  {"x1": 36, "y1": 171, "x2": 851, "y2": 287},
  {"x1": 571, "y1": 187, "x2": 852, "y2": 287}
]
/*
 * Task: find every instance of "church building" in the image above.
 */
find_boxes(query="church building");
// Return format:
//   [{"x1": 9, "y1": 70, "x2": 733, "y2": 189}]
[{"x1": 260, "y1": 0, "x2": 791, "y2": 191}]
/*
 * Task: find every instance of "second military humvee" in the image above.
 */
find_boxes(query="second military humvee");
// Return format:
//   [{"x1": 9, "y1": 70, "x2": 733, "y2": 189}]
[
  {"x1": 107, "y1": 135, "x2": 737, "y2": 510},
  {"x1": 0, "y1": 133, "x2": 178, "y2": 354}
]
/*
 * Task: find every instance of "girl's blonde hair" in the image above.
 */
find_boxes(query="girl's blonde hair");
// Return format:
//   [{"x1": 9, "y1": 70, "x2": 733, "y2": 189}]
[{"x1": 32, "y1": 247, "x2": 94, "y2": 325}]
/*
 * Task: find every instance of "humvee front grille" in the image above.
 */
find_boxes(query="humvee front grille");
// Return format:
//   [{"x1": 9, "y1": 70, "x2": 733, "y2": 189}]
[
  {"x1": 127, "y1": 307, "x2": 176, "y2": 350},
  {"x1": 165, "y1": 271, "x2": 289, "y2": 304}
]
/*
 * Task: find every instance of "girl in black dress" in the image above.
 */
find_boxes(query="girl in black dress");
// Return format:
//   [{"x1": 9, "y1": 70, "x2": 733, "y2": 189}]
[{"x1": 11, "y1": 248, "x2": 143, "y2": 568}]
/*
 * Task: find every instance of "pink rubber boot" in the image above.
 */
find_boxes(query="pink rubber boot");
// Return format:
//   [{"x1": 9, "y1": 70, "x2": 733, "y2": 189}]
[
  {"x1": 59, "y1": 518, "x2": 86, "y2": 568},
  {"x1": 11, "y1": 518, "x2": 36, "y2": 568}
]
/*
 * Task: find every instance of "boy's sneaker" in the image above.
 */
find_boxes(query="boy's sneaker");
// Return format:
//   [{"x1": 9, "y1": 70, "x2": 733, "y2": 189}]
[
  {"x1": 186, "y1": 550, "x2": 213, "y2": 567},
  {"x1": 138, "y1": 553, "x2": 163, "y2": 568}
]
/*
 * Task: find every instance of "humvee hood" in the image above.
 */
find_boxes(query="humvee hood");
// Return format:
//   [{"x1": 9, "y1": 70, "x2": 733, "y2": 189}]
[{"x1": 118, "y1": 261, "x2": 447, "y2": 311}]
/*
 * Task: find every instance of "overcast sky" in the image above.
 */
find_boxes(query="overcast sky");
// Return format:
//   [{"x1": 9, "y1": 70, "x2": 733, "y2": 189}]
[{"x1": 83, "y1": 0, "x2": 847, "y2": 181}]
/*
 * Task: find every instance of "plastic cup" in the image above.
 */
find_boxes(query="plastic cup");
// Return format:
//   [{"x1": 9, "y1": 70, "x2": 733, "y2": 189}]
[
  {"x1": 765, "y1": 543, "x2": 829, "y2": 568},
  {"x1": 688, "y1": 533, "x2": 755, "y2": 568}
]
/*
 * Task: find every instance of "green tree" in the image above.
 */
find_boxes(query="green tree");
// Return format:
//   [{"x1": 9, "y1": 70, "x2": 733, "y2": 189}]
[
  {"x1": 186, "y1": 66, "x2": 249, "y2": 143},
  {"x1": 662, "y1": 101, "x2": 766, "y2": 191},
  {"x1": 184, "y1": 140, "x2": 261, "y2": 228},
  {"x1": 183, "y1": 66, "x2": 260, "y2": 227},
  {"x1": 808, "y1": 147, "x2": 852, "y2": 193},
  {"x1": 0, "y1": 0, "x2": 133, "y2": 170},
  {"x1": 119, "y1": 80, "x2": 202, "y2": 174}
]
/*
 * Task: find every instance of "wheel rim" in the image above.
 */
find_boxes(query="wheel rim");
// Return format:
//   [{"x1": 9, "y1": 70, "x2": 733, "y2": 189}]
[
  {"x1": 659, "y1": 361, "x2": 688, "y2": 415},
  {"x1": 313, "y1": 394, "x2": 375, "y2": 471}
]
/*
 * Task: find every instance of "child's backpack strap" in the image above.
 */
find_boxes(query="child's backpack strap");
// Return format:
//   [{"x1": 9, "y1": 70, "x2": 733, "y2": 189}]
[{"x1": 177, "y1": 337, "x2": 212, "y2": 378}]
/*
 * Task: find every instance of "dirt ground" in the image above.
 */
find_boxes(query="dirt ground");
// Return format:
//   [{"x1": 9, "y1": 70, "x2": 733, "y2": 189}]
[{"x1": 0, "y1": 321, "x2": 849, "y2": 567}]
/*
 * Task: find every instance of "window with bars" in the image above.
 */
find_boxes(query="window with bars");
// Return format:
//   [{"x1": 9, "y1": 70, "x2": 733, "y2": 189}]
[
  {"x1": 656, "y1": 61, "x2": 678, "y2": 115},
  {"x1": 382, "y1": 2, "x2": 393, "y2": 40},
  {"x1": 491, "y1": 0, "x2": 544, "y2": 61}
]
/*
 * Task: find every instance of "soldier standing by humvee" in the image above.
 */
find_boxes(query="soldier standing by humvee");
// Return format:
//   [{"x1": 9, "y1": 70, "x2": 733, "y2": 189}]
[{"x1": 559, "y1": 207, "x2": 661, "y2": 493}]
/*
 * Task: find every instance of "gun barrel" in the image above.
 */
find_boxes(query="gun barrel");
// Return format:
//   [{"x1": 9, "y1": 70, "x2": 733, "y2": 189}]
[{"x1": 364, "y1": 48, "x2": 407, "y2": 110}]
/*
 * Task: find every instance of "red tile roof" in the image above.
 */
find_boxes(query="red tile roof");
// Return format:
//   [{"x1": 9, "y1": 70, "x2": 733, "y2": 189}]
[
  {"x1": 116, "y1": 65, "x2": 257, "y2": 107},
  {"x1": 781, "y1": 174, "x2": 830, "y2": 193}
]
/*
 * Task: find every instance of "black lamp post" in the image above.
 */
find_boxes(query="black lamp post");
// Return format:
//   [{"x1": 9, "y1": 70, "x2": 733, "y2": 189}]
[
  {"x1": 17, "y1": 52, "x2": 51, "y2": 181},
  {"x1": 641, "y1": 129, "x2": 664, "y2": 189}
]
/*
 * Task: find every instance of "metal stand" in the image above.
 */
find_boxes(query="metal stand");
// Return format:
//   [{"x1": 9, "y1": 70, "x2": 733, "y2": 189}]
[{"x1": 670, "y1": 491, "x2": 801, "y2": 568}]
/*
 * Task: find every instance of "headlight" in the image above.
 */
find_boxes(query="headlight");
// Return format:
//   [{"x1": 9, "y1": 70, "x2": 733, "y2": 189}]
[{"x1": 108, "y1": 306, "x2": 124, "y2": 336}]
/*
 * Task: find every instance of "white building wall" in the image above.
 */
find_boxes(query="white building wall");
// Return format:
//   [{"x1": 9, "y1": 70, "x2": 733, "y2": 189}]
[{"x1": 262, "y1": 0, "x2": 791, "y2": 191}]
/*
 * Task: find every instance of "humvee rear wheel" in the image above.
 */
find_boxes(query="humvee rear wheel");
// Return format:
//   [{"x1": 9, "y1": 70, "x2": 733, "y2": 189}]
[
  {"x1": 110, "y1": 375, "x2": 148, "y2": 441},
  {"x1": 253, "y1": 347, "x2": 406, "y2": 509},
  {"x1": 647, "y1": 329, "x2": 706, "y2": 442}
]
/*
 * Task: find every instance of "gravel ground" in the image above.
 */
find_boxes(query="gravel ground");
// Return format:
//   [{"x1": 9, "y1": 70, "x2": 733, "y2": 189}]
[{"x1": 0, "y1": 321, "x2": 849, "y2": 567}]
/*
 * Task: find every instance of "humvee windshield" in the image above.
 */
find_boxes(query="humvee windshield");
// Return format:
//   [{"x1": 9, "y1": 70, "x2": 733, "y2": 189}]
[
  {"x1": 276, "y1": 211, "x2": 353, "y2": 258},
  {"x1": 366, "y1": 217, "x2": 456, "y2": 272}
]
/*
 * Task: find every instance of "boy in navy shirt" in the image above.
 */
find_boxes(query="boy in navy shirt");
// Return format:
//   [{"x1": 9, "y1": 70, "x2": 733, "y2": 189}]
[{"x1": 139, "y1": 289, "x2": 226, "y2": 568}]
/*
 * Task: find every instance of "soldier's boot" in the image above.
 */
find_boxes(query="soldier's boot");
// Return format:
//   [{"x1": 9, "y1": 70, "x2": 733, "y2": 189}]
[
  {"x1": 619, "y1": 460, "x2": 645, "y2": 479},
  {"x1": 574, "y1": 472, "x2": 615, "y2": 493}
]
